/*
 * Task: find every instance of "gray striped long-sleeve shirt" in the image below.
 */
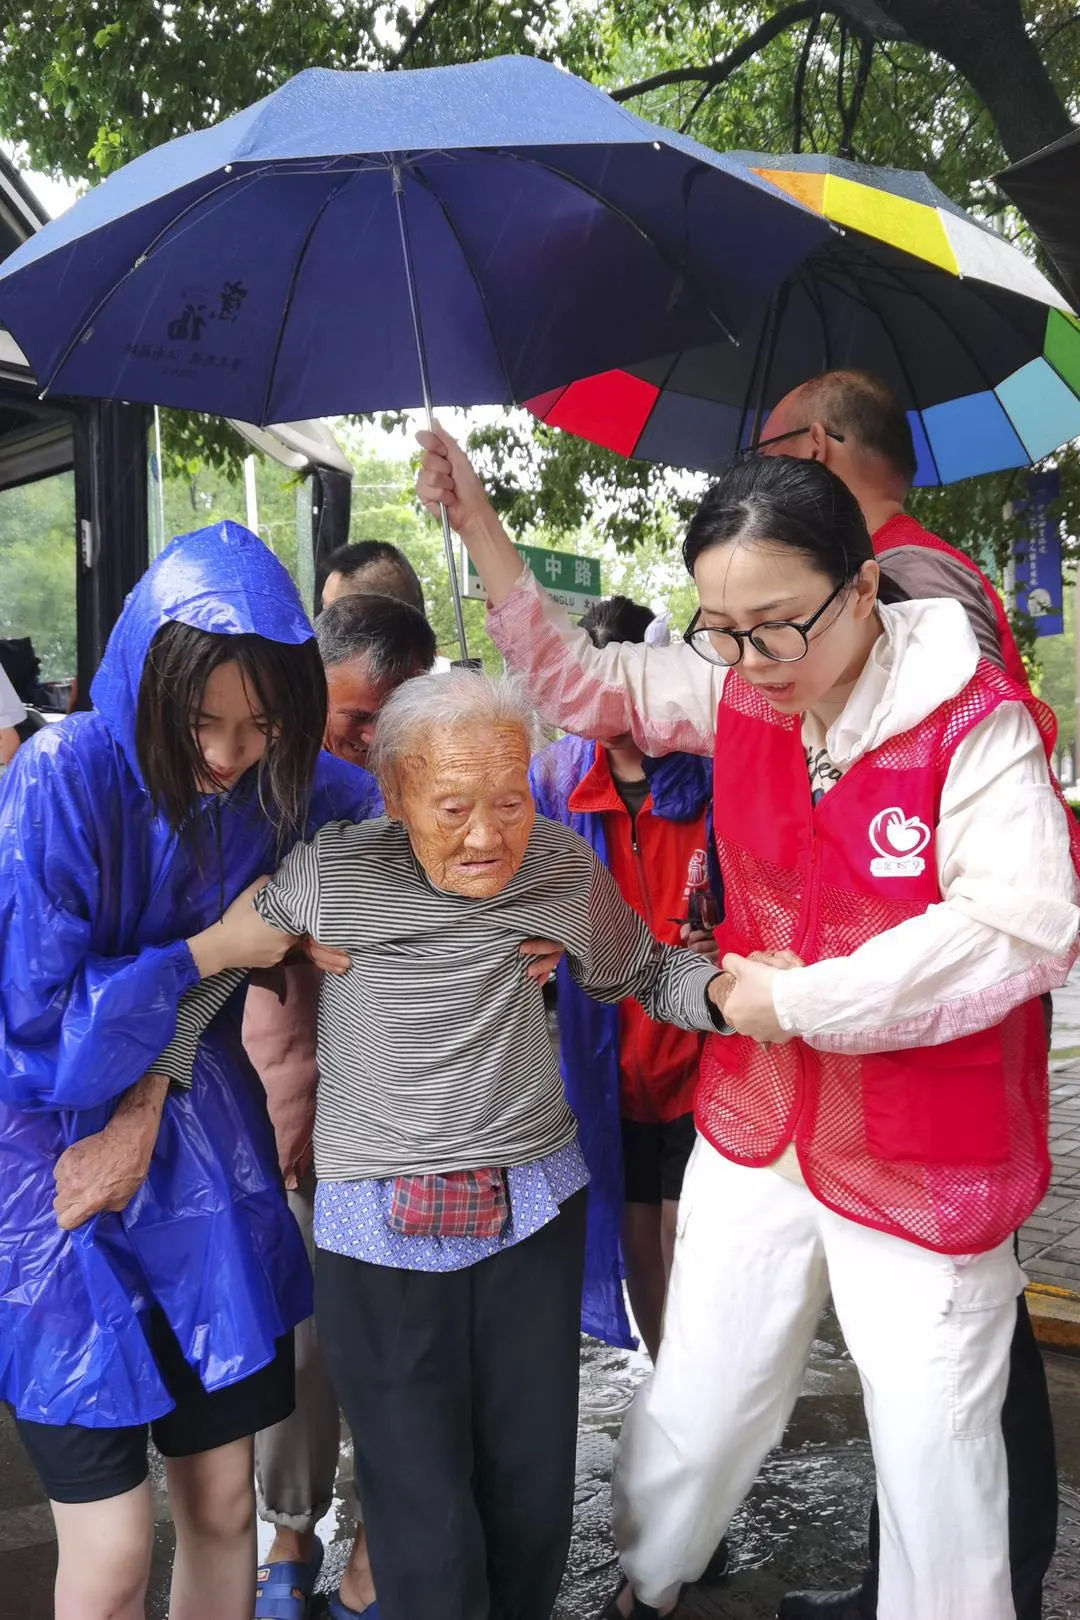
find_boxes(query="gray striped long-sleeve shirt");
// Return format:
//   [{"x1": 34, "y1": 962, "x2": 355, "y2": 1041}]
[{"x1": 252, "y1": 813, "x2": 722, "y2": 1181}]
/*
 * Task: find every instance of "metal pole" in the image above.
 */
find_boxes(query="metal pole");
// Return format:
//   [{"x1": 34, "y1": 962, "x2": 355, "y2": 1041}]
[
  {"x1": 152, "y1": 406, "x2": 167, "y2": 557},
  {"x1": 746, "y1": 284, "x2": 788, "y2": 450},
  {"x1": 392, "y1": 163, "x2": 471, "y2": 663}
]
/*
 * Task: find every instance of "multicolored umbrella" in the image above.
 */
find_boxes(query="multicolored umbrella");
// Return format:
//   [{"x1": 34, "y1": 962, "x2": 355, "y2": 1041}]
[{"x1": 529, "y1": 152, "x2": 1080, "y2": 486}]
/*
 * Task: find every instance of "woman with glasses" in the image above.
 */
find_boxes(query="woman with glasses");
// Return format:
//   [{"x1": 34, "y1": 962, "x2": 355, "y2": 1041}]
[{"x1": 416, "y1": 428, "x2": 1080, "y2": 1620}]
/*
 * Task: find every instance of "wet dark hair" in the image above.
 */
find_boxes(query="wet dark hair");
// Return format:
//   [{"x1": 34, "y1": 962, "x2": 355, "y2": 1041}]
[
  {"x1": 320, "y1": 540, "x2": 425, "y2": 615},
  {"x1": 682, "y1": 455, "x2": 905, "y2": 603},
  {"x1": 579, "y1": 595, "x2": 655, "y2": 648},
  {"x1": 316, "y1": 593, "x2": 437, "y2": 681},
  {"x1": 135, "y1": 621, "x2": 327, "y2": 846}
]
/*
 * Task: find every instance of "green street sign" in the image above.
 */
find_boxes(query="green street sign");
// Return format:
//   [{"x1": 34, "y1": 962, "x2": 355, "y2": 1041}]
[{"x1": 462, "y1": 543, "x2": 601, "y2": 615}]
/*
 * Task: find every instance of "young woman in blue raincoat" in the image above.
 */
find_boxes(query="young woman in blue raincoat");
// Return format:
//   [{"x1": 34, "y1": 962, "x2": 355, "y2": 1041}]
[{"x1": 0, "y1": 521, "x2": 377, "y2": 1620}]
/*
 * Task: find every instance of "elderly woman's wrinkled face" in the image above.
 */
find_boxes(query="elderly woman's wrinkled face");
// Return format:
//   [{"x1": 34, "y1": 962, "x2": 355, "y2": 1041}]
[{"x1": 388, "y1": 720, "x2": 535, "y2": 897}]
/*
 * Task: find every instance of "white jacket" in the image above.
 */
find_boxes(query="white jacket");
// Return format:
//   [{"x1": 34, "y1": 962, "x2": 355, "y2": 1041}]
[{"x1": 488, "y1": 571, "x2": 1079, "y2": 1050}]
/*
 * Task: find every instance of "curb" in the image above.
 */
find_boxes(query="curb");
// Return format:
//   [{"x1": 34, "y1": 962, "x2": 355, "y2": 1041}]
[{"x1": 1027, "y1": 1283, "x2": 1080, "y2": 1353}]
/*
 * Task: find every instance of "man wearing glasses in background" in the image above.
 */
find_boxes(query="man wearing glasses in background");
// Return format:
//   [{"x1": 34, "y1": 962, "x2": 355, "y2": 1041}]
[{"x1": 752, "y1": 369, "x2": 1054, "y2": 1620}]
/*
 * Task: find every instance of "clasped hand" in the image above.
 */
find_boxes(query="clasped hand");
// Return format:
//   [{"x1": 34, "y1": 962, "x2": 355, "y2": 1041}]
[{"x1": 715, "y1": 949, "x2": 804, "y2": 1045}]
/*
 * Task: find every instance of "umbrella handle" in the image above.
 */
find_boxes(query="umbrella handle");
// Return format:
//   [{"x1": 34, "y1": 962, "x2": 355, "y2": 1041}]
[{"x1": 392, "y1": 165, "x2": 472, "y2": 665}]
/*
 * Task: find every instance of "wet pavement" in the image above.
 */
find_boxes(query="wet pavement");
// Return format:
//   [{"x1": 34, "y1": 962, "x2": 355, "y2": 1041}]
[
  {"x1": 1023, "y1": 969, "x2": 1080, "y2": 1296},
  {"x1": 2, "y1": 1322, "x2": 1079, "y2": 1619},
  {"x1": 5, "y1": 974, "x2": 1080, "y2": 1616}
]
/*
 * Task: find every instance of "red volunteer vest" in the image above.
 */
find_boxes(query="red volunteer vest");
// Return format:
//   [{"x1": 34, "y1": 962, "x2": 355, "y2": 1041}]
[
  {"x1": 699, "y1": 661, "x2": 1079, "y2": 1255},
  {"x1": 874, "y1": 513, "x2": 1031, "y2": 692}
]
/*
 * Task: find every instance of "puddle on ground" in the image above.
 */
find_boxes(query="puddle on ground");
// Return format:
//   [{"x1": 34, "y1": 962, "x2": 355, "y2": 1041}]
[{"x1": 140, "y1": 1312, "x2": 1080, "y2": 1619}]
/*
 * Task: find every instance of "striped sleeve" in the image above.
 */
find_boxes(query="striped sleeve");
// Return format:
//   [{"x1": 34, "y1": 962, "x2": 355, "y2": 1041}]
[
  {"x1": 569, "y1": 856, "x2": 720, "y2": 1030},
  {"x1": 151, "y1": 968, "x2": 246, "y2": 1088},
  {"x1": 255, "y1": 833, "x2": 325, "y2": 939}
]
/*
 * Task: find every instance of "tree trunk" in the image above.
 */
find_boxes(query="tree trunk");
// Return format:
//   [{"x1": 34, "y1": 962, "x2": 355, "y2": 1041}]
[{"x1": 844, "y1": 0, "x2": 1074, "y2": 161}]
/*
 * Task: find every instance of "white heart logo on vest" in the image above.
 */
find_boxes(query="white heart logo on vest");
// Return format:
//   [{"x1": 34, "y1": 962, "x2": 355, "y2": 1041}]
[{"x1": 868, "y1": 807, "x2": 930, "y2": 877}]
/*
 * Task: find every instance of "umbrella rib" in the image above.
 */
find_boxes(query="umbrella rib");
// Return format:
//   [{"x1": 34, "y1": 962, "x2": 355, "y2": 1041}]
[
  {"x1": 407, "y1": 166, "x2": 517, "y2": 405},
  {"x1": 823, "y1": 239, "x2": 1013, "y2": 398},
  {"x1": 810, "y1": 261, "x2": 944, "y2": 486},
  {"x1": 257, "y1": 181, "x2": 347, "y2": 427},
  {"x1": 36, "y1": 169, "x2": 263, "y2": 397},
  {"x1": 624, "y1": 348, "x2": 685, "y2": 462},
  {"x1": 488, "y1": 147, "x2": 739, "y2": 347},
  {"x1": 837, "y1": 247, "x2": 1041, "y2": 464},
  {"x1": 793, "y1": 266, "x2": 834, "y2": 372},
  {"x1": 37, "y1": 158, "x2": 397, "y2": 397}
]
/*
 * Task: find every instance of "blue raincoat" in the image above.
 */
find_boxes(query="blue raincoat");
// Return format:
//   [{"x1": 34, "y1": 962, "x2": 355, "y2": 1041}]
[
  {"x1": 530, "y1": 735, "x2": 720, "y2": 1350},
  {"x1": 0, "y1": 521, "x2": 378, "y2": 1427}
]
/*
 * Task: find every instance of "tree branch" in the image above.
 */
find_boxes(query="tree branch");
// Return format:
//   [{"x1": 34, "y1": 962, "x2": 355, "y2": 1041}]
[
  {"x1": 679, "y1": 81, "x2": 715, "y2": 135},
  {"x1": 1037, "y1": 11, "x2": 1080, "y2": 51},
  {"x1": 793, "y1": 8, "x2": 823, "y2": 153},
  {"x1": 835, "y1": 18, "x2": 848, "y2": 127},
  {"x1": 609, "y1": 1, "x2": 825, "y2": 101},
  {"x1": 386, "y1": 0, "x2": 454, "y2": 68},
  {"x1": 839, "y1": 31, "x2": 875, "y2": 156}
]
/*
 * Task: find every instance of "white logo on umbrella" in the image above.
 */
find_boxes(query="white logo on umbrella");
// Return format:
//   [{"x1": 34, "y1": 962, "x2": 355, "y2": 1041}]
[{"x1": 868, "y1": 807, "x2": 930, "y2": 877}]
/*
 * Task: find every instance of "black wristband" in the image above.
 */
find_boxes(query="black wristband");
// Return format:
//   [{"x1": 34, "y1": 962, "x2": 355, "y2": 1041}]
[{"x1": 705, "y1": 974, "x2": 735, "y2": 1035}]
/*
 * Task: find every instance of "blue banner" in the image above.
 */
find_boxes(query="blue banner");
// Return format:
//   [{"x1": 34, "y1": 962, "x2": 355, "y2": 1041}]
[{"x1": 1014, "y1": 468, "x2": 1064, "y2": 637}]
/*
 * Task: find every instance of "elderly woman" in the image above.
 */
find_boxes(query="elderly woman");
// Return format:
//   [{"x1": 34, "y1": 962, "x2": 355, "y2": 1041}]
[{"x1": 240, "y1": 670, "x2": 732, "y2": 1620}]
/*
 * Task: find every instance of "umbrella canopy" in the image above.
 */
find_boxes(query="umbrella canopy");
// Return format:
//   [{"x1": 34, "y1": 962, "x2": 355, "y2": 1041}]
[
  {"x1": 998, "y1": 128, "x2": 1080, "y2": 312},
  {"x1": 0, "y1": 58, "x2": 829, "y2": 426},
  {"x1": 529, "y1": 152, "x2": 1080, "y2": 486}
]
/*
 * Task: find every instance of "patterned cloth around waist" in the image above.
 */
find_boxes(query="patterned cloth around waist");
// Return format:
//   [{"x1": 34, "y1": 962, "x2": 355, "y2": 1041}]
[
  {"x1": 315, "y1": 1137, "x2": 589, "y2": 1272},
  {"x1": 388, "y1": 1167, "x2": 509, "y2": 1238}
]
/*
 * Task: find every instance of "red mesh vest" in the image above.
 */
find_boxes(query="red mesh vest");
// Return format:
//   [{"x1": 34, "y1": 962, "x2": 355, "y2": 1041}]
[
  {"x1": 698, "y1": 661, "x2": 1079, "y2": 1254},
  {"x1": 874, "y1": 513, "x2": 1031, "y2": 692}
]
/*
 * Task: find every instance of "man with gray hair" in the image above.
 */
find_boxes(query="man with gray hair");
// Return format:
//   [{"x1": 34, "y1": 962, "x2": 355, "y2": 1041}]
[
  {"x1": 316, "y1": 592, "x2": 437, "y2": 770},
  {"x1": 244, "y1": 670, "x2": 736, "y2": 1620}
]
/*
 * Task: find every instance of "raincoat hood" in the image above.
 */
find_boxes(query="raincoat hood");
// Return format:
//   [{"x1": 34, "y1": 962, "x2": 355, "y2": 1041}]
[{"x1": 91, "y1": 520, "x2": 314, "y2": 786}]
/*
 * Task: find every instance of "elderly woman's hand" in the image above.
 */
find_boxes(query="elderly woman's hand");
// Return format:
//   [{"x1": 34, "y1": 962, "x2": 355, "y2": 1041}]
[
  {"x1": 300, "y1": 936, "x2": 352, "y2": 975},
  {"x1": 416, "y1": 423, "x2": 495, "y2": 537},
  {"x1": 53, "y1": 1073, "x2": 168, "y2": 1228},
  {"x1": 521, "y1": 938, "x2": 564, "y2": 985},
  {"x1": 718, "y1": 952, "x2": 795, "y2": 1045}
]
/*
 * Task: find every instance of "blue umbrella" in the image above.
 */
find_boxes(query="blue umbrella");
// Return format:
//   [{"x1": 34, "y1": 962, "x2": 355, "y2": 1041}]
[{"x1": 0, "y1": 56, "x2": 829, "y2": 656}]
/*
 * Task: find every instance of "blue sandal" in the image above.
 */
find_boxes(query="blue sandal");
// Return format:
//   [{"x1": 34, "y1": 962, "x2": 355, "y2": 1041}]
[
  {"x1": 255, "y1": 1539, "x2": 325, "y2": 1619},
  {"x1": 325, "y1": 1591, "x2": 381, "y2": 1619}
]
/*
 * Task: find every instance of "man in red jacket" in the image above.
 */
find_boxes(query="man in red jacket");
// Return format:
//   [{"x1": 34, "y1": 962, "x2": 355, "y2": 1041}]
[{"x1": 755, "y1": 369, "x2": 1054, "y2": 1620}]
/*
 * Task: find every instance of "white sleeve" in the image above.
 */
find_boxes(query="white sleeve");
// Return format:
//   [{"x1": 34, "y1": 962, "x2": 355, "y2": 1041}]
[
  {"x1": 485, "y1": 568, "x2": 723, "y2": 757},
  {"x1": 771, "y1": 701, "x2": 1079, "y2": 1051},
  {"x1": 0, "y1": 664, "x2": 26, "y2": 729}
]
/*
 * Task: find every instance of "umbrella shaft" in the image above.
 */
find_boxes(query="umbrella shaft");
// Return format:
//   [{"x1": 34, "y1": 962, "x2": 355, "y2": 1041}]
[{"x1": 393, "y1": 166, "x2": 470, "y2": 663}]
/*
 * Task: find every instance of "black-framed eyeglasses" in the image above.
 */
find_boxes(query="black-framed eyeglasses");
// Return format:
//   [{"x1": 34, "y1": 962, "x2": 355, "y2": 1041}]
[
  {"x1": 684, "y1": 579, "x2": 851, "y2": 668},
  {"x1": 735, "y1": 425, "x2": 845, "y2": 462}
]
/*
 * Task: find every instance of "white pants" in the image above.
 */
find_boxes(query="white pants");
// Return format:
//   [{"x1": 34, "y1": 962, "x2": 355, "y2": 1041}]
[{"x1": 613, "y1": 1138, "x2": 1024, "y2": 1620}]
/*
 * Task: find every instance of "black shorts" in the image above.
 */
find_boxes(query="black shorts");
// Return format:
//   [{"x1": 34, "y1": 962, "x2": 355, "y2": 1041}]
[
  {"x1": 14, "y1": 1309, "x2": 294, "y2": 1505},
  {"x1": 621, "y1": 1112, "x2": 697, "y2": 1205}
]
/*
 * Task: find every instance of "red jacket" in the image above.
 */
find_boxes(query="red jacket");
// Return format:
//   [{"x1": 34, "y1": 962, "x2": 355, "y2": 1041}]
[
  {"x1": 698, "y1": 661, "x2": 1067, "y2": 1254},
  {"x1": 569, "y1": 745, "x2": 709, "y2": 1123}
]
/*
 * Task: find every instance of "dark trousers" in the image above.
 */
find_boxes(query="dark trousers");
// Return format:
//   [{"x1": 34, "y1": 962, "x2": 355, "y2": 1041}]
[
  {"x1": 315, "y1": 1188, "x2": 587, "y2": 1620},
  {"x1": 863, "y1": 1291, "x2": 1057, "y2": 1619}
]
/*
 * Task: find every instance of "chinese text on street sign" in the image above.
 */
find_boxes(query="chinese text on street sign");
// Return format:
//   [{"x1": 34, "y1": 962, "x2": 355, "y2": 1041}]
[
  {"x1": 463, "y1": 543, "x2": 601, "y2": 615},
  {"x1": 1013, "y1": 468, "x2": 1064, "y2": 637}
]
